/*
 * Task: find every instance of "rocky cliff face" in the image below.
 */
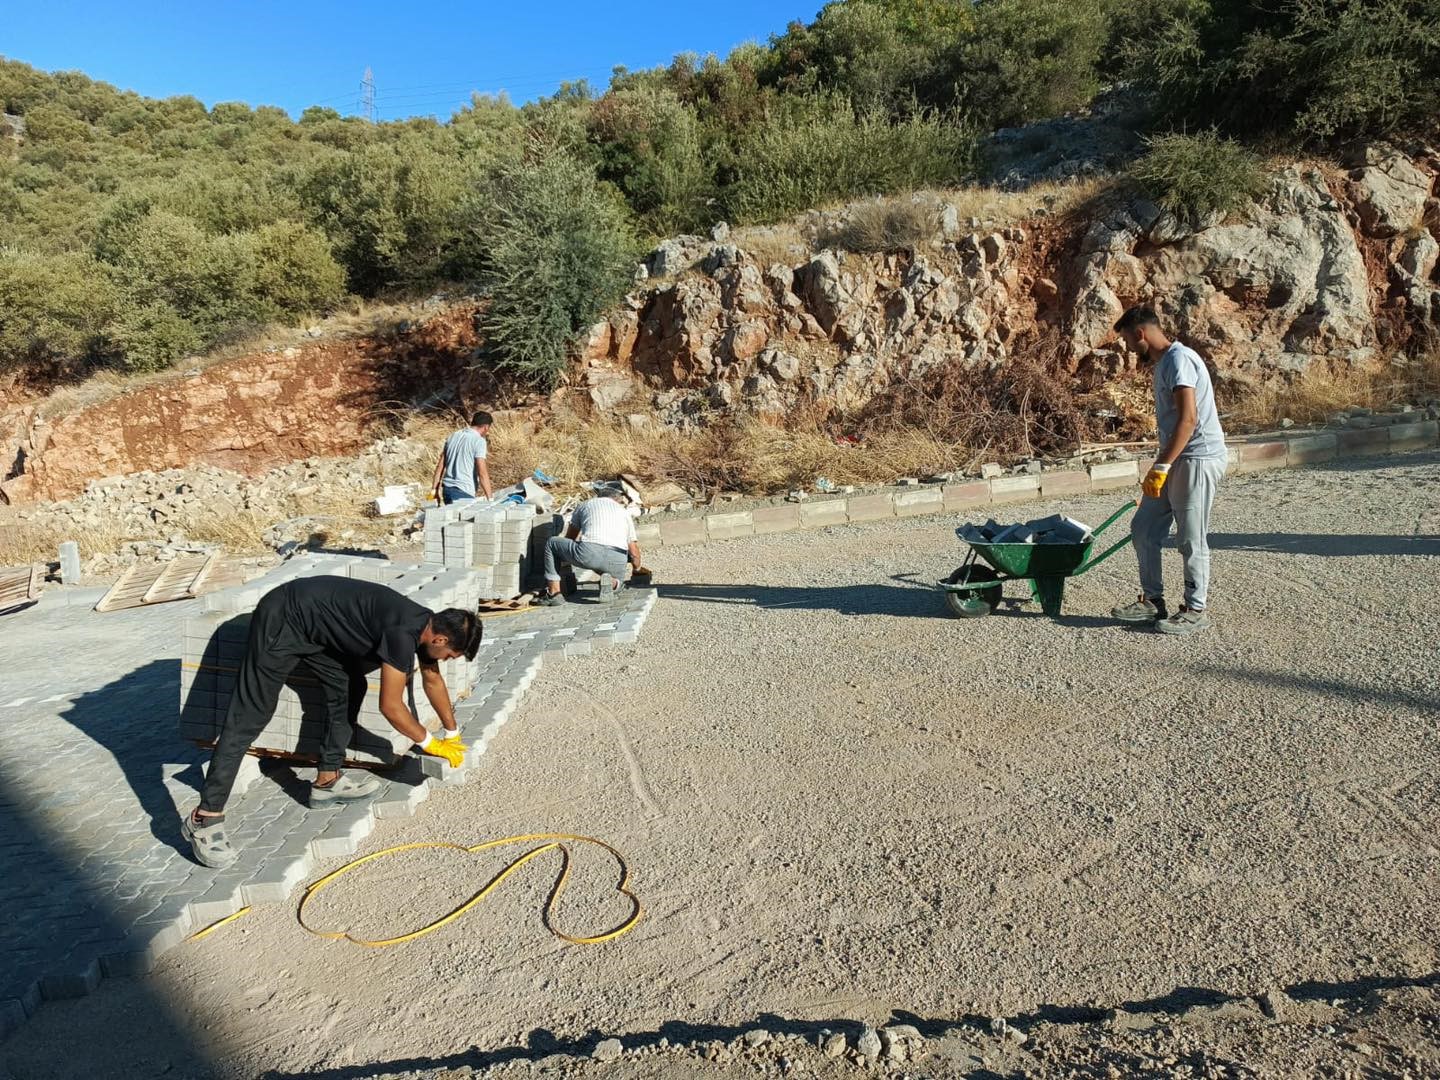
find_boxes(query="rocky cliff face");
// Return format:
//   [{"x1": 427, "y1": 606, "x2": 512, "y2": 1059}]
[
  {"x1": 577, "y1": 145, "x2": 1438, "y2": 424},
  {"x1": 4, "y1": 146, "x2": 1437, "y2": 507}
]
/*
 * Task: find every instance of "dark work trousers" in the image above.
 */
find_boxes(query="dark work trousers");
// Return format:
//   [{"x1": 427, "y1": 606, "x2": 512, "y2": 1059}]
[{"x1": 198, "y1": 586, "x2": 365, "y2": 813}]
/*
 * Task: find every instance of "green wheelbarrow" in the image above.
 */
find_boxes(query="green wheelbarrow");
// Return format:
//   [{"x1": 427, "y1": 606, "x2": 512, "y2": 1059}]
[{"x1": 938, "y1": 500, "x2": 1139, "y2": 619}]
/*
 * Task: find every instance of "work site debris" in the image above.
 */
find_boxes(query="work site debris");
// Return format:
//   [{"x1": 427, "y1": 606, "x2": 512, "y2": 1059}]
[
  {"x1": 373, "y1": 484, "x2": 417, "y2": 516},
  {"x1": 959, "y1": 513, "x2": 1094, "y2": 546},
  {"x1": 0, "y1": 564, "x2": 41, "y2": 613}
]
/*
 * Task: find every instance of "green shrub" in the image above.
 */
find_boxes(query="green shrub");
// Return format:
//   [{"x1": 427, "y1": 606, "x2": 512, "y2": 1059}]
[
  {"x1": 765, "y1": 0, "x2": 974, "y2": 114},
  {"x1": 109, "y1": 210, "x2": 258, "y2": 332},
  {"x1": 304, "y1": 135, "x2": 474, "y2": 291},
  {"x1": 1129, "y1": 130, "x2": 1265, "y2": 219},
  {"x1": 588, "y1": 85, "x2": 714, "y2": 235},
  {"x1": 953, "y1": 0, "x2": 1110, "y2": 129},
  {"x1": 474, "y1": 151, "x2": 639, "y2": 386},
  {"x1": 725, "y1": 97, "x2": 975, "y2": 223},
  {"x1": 0, "y1": 250, "x2": 117, "y2": 373},
  {"x1": 110, "y1": 300, "x2": 203, "y2": 372},
  {"x1": 1143, "y1": 0, "x2": 1440, "y2": 143},
  {"x1": 252, "y1": 221, "x2": 348, "y2": 318}
]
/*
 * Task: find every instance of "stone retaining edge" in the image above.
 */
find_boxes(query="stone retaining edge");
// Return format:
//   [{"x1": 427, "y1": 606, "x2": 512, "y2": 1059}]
[{"x1": 633, "y1": 421, "x2": 1440, "y2": 549}]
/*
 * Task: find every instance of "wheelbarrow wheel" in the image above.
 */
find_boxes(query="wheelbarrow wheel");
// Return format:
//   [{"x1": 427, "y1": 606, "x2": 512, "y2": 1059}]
[{"x1": 944, "y1": 565, "x2": 1002, "y2": 618}]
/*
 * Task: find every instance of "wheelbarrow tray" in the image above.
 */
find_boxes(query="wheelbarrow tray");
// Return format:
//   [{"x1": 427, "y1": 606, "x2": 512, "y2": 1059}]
[{"x1": 968, "y1": 539, "x2": 1092, "y2": 578}]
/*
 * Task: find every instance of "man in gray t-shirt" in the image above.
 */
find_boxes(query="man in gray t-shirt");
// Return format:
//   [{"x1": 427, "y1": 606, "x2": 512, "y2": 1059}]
[
  {"x1": 431, "y1": 411, "x2": 494, "y2": 504},
  {"x1": 1110, "y1": 307, "x2": 1227, "y2": 636}
]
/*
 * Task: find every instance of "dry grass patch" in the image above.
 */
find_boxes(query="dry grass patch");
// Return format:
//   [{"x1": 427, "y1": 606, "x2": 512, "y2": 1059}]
[
  {"x1": 1222, "y1": 351, "x2": 1440, "y2": 432},
  {"x1": 730, "y1": 222, "x2": 812, "y2": 268},
  {"x1": 0, "y1": 512, "x2": 142, "y2": 565},
  {"x1": 934, "y1": 177, "x2": 1112, "y2": 226},
  {"x1": 818, "y1": 199, "x2": 936, "y2": 254}
]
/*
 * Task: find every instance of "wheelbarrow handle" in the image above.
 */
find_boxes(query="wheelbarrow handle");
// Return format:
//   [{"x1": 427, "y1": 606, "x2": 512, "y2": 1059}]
[
  {"x1": 1072, "y1": 500, "x2": 1139, "y2": 576},
  {"x1": 1090, "y1": 499, "x2": 1141, "y2": 538}
]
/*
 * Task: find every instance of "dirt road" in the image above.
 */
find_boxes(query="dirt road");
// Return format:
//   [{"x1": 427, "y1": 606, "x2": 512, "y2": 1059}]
[{"x1": 3, "y1": 453, "x2": 1438, "y2": 1079}]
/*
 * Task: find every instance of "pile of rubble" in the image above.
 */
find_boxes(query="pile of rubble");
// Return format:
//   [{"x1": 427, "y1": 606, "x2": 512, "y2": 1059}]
[{"x1": 5, "y1": 436, "x2": 432, "y2": 573}]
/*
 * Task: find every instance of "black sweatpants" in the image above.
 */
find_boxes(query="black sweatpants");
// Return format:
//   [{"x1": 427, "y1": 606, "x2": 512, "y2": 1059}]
[{"x1": 199, "y1": 585, "x2": 367, "y2": 813}]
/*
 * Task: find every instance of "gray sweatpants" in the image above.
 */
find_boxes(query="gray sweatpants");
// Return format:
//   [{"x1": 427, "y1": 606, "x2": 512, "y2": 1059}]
[
  {"x1": 1132, "y1": 456, "x2": 1226, "y2": 611},
  {"x1": 544, "y1": 537, "x2": 627, "y2": 582}
]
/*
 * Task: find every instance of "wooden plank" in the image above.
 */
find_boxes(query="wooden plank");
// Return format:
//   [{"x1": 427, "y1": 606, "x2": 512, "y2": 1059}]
[
  {"x1": 186, "y1": 552, "x2": 220, "y2": 597},
  {"x1": 0, "y1": 565, "x2": 40, "y2": 614},
  {"x1": 95, "y1": 563, "x2": 151, "y2": 612},
  {"x1": 141, "y1": 554, "x2": 208, "y2": 604},
  {"x1": 140, "y1": 559, "x2": 186, "y2": 604}
]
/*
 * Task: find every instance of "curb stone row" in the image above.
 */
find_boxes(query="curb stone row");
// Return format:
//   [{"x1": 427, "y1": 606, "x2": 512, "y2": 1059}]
[{"x1": 633, "y1": 421, "x2": 1440, "y2": 549}]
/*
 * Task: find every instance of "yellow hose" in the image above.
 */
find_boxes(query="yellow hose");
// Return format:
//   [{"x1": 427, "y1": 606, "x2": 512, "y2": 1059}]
[
  {"x1": 188, "y1": 905, "x2": 252, "y2": 941},
  {"x1": 295, "y1": 833, "x2": 642, "y2": 947}
]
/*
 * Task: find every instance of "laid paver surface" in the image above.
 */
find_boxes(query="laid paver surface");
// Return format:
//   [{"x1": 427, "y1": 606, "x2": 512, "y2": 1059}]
[
  {"x1": 0, "y1": 581, "x2": 654, "y2": 1037},
  {"x1": 0, "y1": 454, "x2": 1437, "y2": 1080}
]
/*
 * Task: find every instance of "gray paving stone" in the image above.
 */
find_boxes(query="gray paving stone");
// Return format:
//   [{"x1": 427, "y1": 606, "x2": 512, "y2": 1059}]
[
  {"x1": 39, "y1": 952, "x2": 102, "y2": 1000},
  {"x1": 0, "y1": 575, "x2": 660, "y2": 1039}
]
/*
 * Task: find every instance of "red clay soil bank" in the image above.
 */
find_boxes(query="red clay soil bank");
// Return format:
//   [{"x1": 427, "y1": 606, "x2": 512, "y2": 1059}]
[{"x1": 2, "y1": 305, "x2": 489, "y2": 504}]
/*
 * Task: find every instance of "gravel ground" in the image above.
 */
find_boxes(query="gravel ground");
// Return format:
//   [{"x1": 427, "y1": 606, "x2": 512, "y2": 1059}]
[{"x1": 3, "y1": 452, "x2": 1438, "y2": 1080}]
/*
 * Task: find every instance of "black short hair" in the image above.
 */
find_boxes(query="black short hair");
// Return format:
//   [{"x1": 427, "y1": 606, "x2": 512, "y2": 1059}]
[
  {"x1": 1114, "y1": 306, "x2": 1160, "y2": 333},
  {"x1": 470, "y1": 411, "x2": 493, "y2": 428},
  {"x1": 431, "y1": 608, "x2": 483, "y2": 661}
]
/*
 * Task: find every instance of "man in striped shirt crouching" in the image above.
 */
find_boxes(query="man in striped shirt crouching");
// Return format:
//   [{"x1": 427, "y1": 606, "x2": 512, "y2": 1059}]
[{"x1": 537, "y1": 493, "x2": 643, "y2": 605}]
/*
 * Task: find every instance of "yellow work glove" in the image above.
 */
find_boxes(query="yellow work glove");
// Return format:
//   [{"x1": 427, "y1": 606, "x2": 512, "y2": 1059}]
[
  {"x1": 1142, "y1": 462, "x2": 1171, "y2": 499},
  {"x1": 417, "y1": 734, "x2": 465, "y2": 768},
  {"x1": 441, "y1": 728, "x2": 468, "y2": 750}
]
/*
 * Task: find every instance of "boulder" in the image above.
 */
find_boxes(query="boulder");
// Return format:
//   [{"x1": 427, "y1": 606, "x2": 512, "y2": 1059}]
[
  {"x1": 1352, "y1": 145, "x2": 1433, "y2": 237},
  {"x1": 647, "y1": 236, "x2": 705, "y2": 277}
]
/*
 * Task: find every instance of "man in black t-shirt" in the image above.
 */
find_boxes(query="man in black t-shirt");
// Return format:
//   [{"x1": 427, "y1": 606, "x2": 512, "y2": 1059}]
[{"x1": 182, "y1": 576, "x2": 483, "y2": 869}]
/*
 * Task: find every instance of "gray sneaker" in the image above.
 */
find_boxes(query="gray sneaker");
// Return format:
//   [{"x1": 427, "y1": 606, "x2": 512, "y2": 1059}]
[
  {"x1": 599, "y1": 573, "x2": 622, "y2": 603},
  {"x1": 310, "y1": 770, "x2": 381, "y2": 807},
  {"x1": 182, "y1": 810, "x2": 238, "y2": 869},
  {"x1": 1111, "y1": 595, "x2": 1167, "y2": 623},
  {"x1": 1156, "y1": 607, "x2": 1211, "y2": 635},
  {"x1": 536, "y1": 591, "x2": 567, "y2": 607}
]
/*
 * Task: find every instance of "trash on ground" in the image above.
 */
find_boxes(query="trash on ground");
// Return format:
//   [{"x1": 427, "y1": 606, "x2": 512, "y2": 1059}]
[{"x1": 373, "y1": 484, "x2": 417, "y2": 516}]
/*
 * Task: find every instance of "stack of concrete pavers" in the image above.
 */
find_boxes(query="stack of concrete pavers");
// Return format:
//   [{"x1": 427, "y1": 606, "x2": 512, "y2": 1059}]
[
  {"x1": 180, "y1": 554, "x2": 489, "y2": 766},
  {"x1": 422, "y1": 499, "x2": 544, "y2": 598}
]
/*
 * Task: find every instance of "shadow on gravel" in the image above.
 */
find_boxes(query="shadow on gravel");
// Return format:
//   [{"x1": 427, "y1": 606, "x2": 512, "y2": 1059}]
[
  {"x1": 656, "y1": 581, "x2": 1125, "y2": 628},
  {"x1": 1211, "y1": 532, "x2": 1440, "y2": 557},
  {"x1": 251, "y1": 973, "x2": 1440, "y2": 1079},
  {"x1": 655, "y1": 580, "x2": 951, "y2": 619},
  {"x1": 1204, "y1": 665, "x2": 1440, "y2": 714}
]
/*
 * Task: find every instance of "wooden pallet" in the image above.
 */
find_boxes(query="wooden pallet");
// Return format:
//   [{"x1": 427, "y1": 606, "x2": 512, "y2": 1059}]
[
  {"x1": 477, "y1": 592, "x2": 536, "y2": 617},
  {"x1": 0, "y1": 565, "x2": 41, "y2": 613},
  {"x1": 94, "y1": 552, "x2": 223, "y2": 613}
]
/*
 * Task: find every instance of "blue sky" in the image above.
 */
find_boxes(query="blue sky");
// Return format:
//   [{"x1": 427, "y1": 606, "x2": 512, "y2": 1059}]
[{"x1": 3, "y1": 1, "x2": 820, "y2": 119}]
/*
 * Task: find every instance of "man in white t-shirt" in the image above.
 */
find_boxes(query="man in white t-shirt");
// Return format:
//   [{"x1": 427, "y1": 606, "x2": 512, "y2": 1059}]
[
  {"x1": 432, "y1": 412, "x2": 494, "y2": 504},
  {"x1": 537, "y1": 493, "x2": 643, "y2": 606},
  {"x1": 1110, "y1": 306, "x2": 1227, "y2": 635}
]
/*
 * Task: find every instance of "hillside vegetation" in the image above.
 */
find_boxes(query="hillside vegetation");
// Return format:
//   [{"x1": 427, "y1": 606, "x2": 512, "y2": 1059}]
[{"x1": 2, "y1": 0, "x2": 1437, "y2": 387}]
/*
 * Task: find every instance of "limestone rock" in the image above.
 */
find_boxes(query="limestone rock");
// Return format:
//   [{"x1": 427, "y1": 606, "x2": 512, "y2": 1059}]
[
  {"x1": 1352, "y1": 145, "x2": 1434, "y2": 236},
  {"x1": 592, "y1": 1038, "x2": 623, "y2": 1062},
  {"x1": 856, "y1": 1027, "x2": 881, "y2": 1063}
]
